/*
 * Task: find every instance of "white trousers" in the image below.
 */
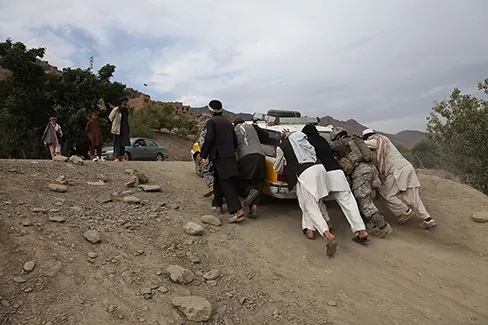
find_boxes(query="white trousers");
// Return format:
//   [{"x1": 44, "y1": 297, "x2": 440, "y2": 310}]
[
  {"x1": 383, "y1": 187, "x2": 430, "y2": 221},
  {"x1": 297, "y1": 181, "x2": 330, "y2": 236},
  {"x1": 320, "y1": 191, "x2": 366, "y2": 234}
]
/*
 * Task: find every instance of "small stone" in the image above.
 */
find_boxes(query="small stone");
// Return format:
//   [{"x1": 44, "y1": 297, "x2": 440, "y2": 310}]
[
  {"x1": 203, "y1": 269, "x2": 221, "y2": 281},
  {"x1": 48, "y1": 184, "x2": 68, "y2": 193},
  {"x1": 158, "y1": 286, "x2": 169, "y2": 294},
  {"x1": 53, "y1": 155, "x2": 69, "y2": 162},
  {"x1": 87, "y1": 258, "x2": 95, "y2": 264},
  {"x1": 23, "y1": 287, "x2": 33, "y2": 293},
  {"x1": 472, "y1": 211, "x2": 488, "y2": 223},
  {"x1": 31, "y1": 208, "x2": 48, "y2": 213},
  {"x1": 97, "y1": 195, "x2": 113, "y2": 204},
  {"x1": 138, "y1": 185, "x2": 162, "y2": 192},
  {"x1": 48, "y1": 215, "x2": 66, "y2": 223},
  {"x1": 83, "y1": 230, "x2": 102, "y2": 244},
  {"x1": 183, "y1": 222, "x2": 205, "y2": 236},
  {"x1": 157, "y1": 271, "x2": 163, "y2": 276},
  {"x1": 166, "y1": 265, "x2": 195, "y2": 284},
  {"x1": 188, "y1": 254, "x2": 201, "y2": 264},
  {"x1": 1, "y1": 299, "x2": 10, "y2": 307},
  {"x1": 87, "y1": 251, "x2": 98, "y2": 258},
  {"x1": 135, "y1": 173, "x2": 149, "y2": 184},
  {"x1": 201, "y1": 215, "x2": 222, "y2": 226},
  {"x1": 125, "y1": 169, "x2": 136, "y2": 175},
  {"x1": 207, "y1": 280, "x2": 218, "y2": 287},
  {"x1": 97, "y1": 174, "x2": 108, "y2": 182},
  {"x1": 327, "y1": 300, "x2": 338, "y2": 307},
  {"x1": 87, "y1": 181, "x2": 106, "y2": 186},
  {"x1": 23, "y1": 261, "x2": 36, "y2": 272},
  {"x1": 123, "y1": 196, "x2": 141, "y2": 204},
  {"x1": 69, "y1": 155, "x2": 84, "y2": 165},
  {"x1": 141, "y1": 288, "x2": 152, "y2": 299},
  {"x1": 13, "y1": 276, "x2": 26, "y2": 283},
  {"x1": 22, "y1": 220, "x2": 32, "y2": 227},
  {"x1": 240, "y1": 297, "x2": 247, "y2": 305},
  {"x1": 108, "y1": 305, "x2": 117, "y2": 313},
  {"x1": 55, "y1": 175, "x2": 67, "y2": 184},
  {"x1": 171, "y1": 296, "x2": 212, "y2": 322},
  {"x1": 125, "y1": 175, "x2": 139, "y2": 188}
]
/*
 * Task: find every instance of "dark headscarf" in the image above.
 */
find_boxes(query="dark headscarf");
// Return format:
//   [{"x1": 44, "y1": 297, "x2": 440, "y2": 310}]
[
  {"x1": 119, "y1": 95, "x2": 129, "y2": 104},
  {"x1": 302, "y1": 124, "x2": 319, "y2": 137},
  {"x1": 233, "y1": 118, "x2": 245, "y2": 126}
]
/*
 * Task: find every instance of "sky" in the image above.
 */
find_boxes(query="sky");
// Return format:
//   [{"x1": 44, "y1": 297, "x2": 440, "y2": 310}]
[{"x1": 1, "y1": 0, "x2": 487, "y2": 133}]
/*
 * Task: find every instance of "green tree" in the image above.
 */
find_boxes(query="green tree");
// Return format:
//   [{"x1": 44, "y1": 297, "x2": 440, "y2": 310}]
[
  {"x1": 411, "y1": 137, "x2": 442, "y2": 169},
  {"x1": 427, "y1": 78, "x2": 488, "y2": 193}
]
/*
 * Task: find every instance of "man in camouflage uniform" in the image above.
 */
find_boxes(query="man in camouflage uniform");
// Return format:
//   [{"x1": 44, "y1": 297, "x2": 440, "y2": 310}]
[{"x1": 329, "y1": 127, "x2": 393, "y2": 238}]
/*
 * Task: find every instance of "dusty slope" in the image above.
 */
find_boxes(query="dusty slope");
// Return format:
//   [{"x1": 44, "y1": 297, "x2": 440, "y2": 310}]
[{"x1": 0, "y1": 160, "x2": 487, "y2": 325}]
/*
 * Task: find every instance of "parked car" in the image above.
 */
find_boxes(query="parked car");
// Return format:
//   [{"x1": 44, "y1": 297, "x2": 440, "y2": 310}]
[{"x1": 102, "y1": 138, "x2": 169, "y2": 161}]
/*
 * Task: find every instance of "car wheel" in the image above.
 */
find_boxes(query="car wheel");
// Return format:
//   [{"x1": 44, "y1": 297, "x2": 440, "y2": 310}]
[
  {"x1": 156, "y1": 153, "x2": 164, "y2": 161},
  {"x1": 124, "y1": 152, "x2": 131, "y2": 161}
]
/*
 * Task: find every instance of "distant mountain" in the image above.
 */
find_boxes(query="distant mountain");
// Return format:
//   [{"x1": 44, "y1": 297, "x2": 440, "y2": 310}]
[
  {"x1": 192, "y1": 106, "x2": 253, "y2": 121},
  {"x1": 319, "y1": 115, "x2": 425, "y2": 149}
]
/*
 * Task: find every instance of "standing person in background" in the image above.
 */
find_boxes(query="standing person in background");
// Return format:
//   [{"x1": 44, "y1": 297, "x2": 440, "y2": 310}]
[
  {"x1": 198, "y1": 121, "x2": 216, "y2": 199},
  {"x1": 109, "y1": 96, "x2": 130, "y2": 162},
  {"x1": 363, "y1": 128, "x2": 436, "y2": 229},
  {"x1": 233, "y1": 118, "x2": 268, "y2": 218},
  {"x1": 41, "y1": 117, "x2": 63, "y2": 159},
  {"x1": 85, "y1": 111, "x2": 104, "y2": 161},
  {"x1": 198, "y1": 99, "x2": 248, "y2": 223}
]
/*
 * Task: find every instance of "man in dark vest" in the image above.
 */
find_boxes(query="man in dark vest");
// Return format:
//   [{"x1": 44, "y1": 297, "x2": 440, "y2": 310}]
[
  {"x1": 198, "y1": 100, "x2": 246, "y2": 223},
  {"x1": 273, "y1": 128, "x2": 339, "y2": 257}
]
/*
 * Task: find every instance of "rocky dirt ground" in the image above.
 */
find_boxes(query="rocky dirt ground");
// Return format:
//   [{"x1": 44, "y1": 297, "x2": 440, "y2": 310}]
[{"x1": 1, "y1": 159, "x2": 488, "y2": 325}]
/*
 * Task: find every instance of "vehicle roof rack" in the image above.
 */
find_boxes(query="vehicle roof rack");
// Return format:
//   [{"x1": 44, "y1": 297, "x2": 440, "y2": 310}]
[
  {"x1": 252, "y1": 112, "x2": 319, "y2": 125},
  {"x1": 267, "y1": 110, "x2": 301, "y2": 118}
]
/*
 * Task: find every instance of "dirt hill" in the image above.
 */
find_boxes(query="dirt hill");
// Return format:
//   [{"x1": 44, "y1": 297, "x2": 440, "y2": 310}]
[{"x1": 1, "y1": 160, "x2": 487, "y2": 325}]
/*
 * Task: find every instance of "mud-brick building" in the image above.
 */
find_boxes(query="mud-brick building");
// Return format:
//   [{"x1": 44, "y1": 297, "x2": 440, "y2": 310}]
[{"x1": 127, "y1": 90, "x2": 192, "y2": 116}]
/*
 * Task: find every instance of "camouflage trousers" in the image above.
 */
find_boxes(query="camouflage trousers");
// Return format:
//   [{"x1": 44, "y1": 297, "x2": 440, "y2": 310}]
[
  {"x1": 202, "y1": 160, "x2": 214, "y2": 188},
  {"x1": 350, "y1": 162, "x2": 386, "y2": 228}
]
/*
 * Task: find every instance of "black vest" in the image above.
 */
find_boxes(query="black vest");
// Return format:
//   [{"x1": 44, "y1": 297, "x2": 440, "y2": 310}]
[
  {"x1": 279, "y1": 139, "x2": 320, "y2": 190},
  {"x1": 211, "y1": 115, "x2": 236, "y2": 160}
]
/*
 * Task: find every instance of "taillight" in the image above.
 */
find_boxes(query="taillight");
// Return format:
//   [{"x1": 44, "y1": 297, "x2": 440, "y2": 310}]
[{"x1": 277, "y1": 168, "x2": 288, "y2": 182}]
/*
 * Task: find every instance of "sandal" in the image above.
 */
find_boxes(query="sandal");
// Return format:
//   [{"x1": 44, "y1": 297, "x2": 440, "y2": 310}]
[
  {"x1": 302, "y1": 229, "x2": 316, "y2": 240},
  {"x1": 326, "y1": 239, "x2": 338, "y2": 257},
  {"x1": 352, "y1": 235, "x2": 370, "y2": 245},
  {"x1": 397, "y1": 209, "x2": 414, "y2": 223}
]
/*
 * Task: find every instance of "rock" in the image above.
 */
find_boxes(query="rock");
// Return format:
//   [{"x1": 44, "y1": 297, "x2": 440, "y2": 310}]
[
  {"x1": 138, "y1": 185, "x2": 162, "y2": 192},
  {"x1": 166, "y1": 265, "x2": 195, "y2": 284},
  {"x1": 69, "y1": 155, "x2": 84, "y2": 165},
  {"x1": 53, "y1": 155, "x2": 69, "y2": 162},
  {"x1": 1, "y1": 299, "x2": 10, "y2": 307},
  {"x1": 183, "y1": 222, "x2": 205, "y2": 236},
  {"x1": 188, "y1": 254, "x2": 201, "y2": 264},
  {"x1": 124, "y1": 196, "x2": 141, "y2": 204},
  {"x1": 97, "y1": 195, "x2": 113, "y2": 204},
  {"x1": 171, "y1": 296, "x2": 212, "y2": 322},
  {"x1": 158, "y1": 286, "x2": 169, "y2": 294},
  {"x1": 203, "y1": 269, "x2": 221, "y2": 281},
  {"x1": 135, "y1": 173, "x2": 149, "y2": 184},
  {"x1": 83, "y1": 230, "x2": 102, "y2": 244},
  {"x1": 48, "y1": 184, "x2": 68, "y2": 193},
  {"x1": 472, "y1": 211, "x2": 488, "y2": 223},
  {"x1": 87, "y1": 251, "x2": 98, "y2": 259},
  {"x1": 141, "y1": 288, "x2": 152, "y2": 299},
  {"x1": 207, "y1": 280, "x2": 218, "y2": 287},
  {"x1": 48, "y1": 215, "x2": 66, "y2": 223},
  {"x1": 23, "y1": 261, "x2": 36, "y2": 272},
  {"x1": 201, "y1": 215, "x2": 222, "y2": 226},
  {"x1": 22, "y1": 220, "x2": 32, "y2": 227},
  {"x1": 125, "y1": 175, "x2": 139, "y2": 188},
  {"x1": 23, "y1": 287, "x2": 33, "y2": 293},
  {"x1": 125, "y1": 169, "x2": 136, "y2": 175},
  {"x1": 13, "y1": 276, "x2": 26, "y2": 283},
  {"x1": 31, "y1": 208, "x2": 48, "y2": 213},
  {"x1": 87, "y1": 181, "x2": 106, "y2": 186},
  {"x1": 97, "y1": 174, "x2": 108, "y2": 182},
  {"x1": 327, "y1": 300, "x2": 338, "y2": 307},
  {"x1": 55, "y1": 175, "x2": 67, "y2": 184}
]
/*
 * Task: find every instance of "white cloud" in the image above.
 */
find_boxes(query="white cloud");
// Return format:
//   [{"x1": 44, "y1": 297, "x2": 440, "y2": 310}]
[{"x1": 1, "y1": 0, "x2": 487, "y2": 131}]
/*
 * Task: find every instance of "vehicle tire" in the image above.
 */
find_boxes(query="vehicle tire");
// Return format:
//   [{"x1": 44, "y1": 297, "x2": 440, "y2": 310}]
[
  {"x1": 124, "y1": 152, "x2": 131, "y2": 161},
  {"x1": 156, "y1": 153, "x2": 164, "y2": 161},
  {"x1": 195, "y1": 161, "x2": 204, "y2": 178}
]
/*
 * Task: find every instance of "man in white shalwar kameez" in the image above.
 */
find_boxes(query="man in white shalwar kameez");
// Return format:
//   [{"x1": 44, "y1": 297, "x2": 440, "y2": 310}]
[
  {"x1": 363, "y1": 129, "x2": 436, "y2": 229},
  {"x1": 274, "y1": 130, "x2": 368, "y2": 256}
]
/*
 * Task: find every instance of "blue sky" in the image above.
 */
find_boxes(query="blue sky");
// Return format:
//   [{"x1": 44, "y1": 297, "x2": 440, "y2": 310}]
[{"x1": 1, "y1": 0, "x2": 487, "y2": 133}]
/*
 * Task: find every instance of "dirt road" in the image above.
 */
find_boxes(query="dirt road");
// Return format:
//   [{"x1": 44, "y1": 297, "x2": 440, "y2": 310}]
[{"x1": 0, "y1": 160, "x2": 487, "y2": 325}]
